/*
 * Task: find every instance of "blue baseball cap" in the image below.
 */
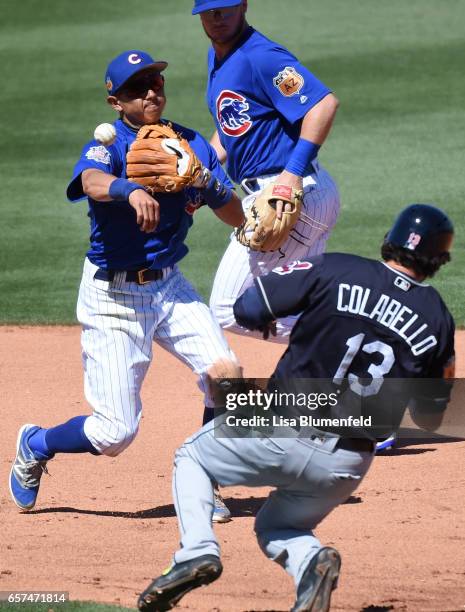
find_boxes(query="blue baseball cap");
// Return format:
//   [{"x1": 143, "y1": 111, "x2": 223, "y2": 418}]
[
  {"x1": 192, "y1": 0, "x2": 242, "y2": 15},
  {"x1": 105, "y1": 50, "x2": 168, "y2": 95}
]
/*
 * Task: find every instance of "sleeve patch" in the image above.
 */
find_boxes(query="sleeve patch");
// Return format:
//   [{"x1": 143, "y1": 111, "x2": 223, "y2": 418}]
[
  {"x1": 273, "y1": 66, "x2": 305, "y2": 97},
  {"x1": 85, "y1": 146, "x2": 111, "y2": 165},
  {"x1": 272, "y1": 260, "x2": 313, "y2": 275}
]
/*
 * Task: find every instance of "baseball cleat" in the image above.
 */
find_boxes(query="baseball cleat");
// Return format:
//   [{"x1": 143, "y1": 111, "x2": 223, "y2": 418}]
[
  {"x1": 9, "y1": 424, "x2": 50, "y2": 510},
  {"x1": 292, "y1": 547, "x2": 341, "y2": 612},
  {"x1": 375, "y1": 434, "x2": 397, "y2": 452},
  {"x1": 137, "y1": 554, "x2": 223, "y2": 611},
  {"x1": 212, "y1": 489, "x2": 232, "y2": 523}
]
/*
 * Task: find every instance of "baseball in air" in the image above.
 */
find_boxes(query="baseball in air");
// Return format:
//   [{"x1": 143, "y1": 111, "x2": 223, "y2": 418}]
[{"x1": 94, "y1": 123, "x2": 116, "y2": 146}]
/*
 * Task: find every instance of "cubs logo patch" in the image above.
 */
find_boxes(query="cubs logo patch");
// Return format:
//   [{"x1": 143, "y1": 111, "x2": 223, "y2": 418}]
[
  {"x1": 105, "y1": 78, "x2": 113, "y2": 92},
  {"x1": 85, "y1": 146, "x2": 111, "y2": 165},
  {"x1": 273, "y1": 261, "x2": 313, "y2": 275},
  {"x1": 404, "y1": 232, "x2": 421, "y2": 251},
  {"x1": 216, "y1": 90, "x2": 252, "y2": 137},
  {"x1": 273, "y1": 66, "x2": 304, "y2": 97}
]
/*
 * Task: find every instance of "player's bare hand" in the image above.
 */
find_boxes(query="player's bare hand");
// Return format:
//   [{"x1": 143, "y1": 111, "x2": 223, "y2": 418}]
[
  {"x1": 275, "y1": 171, "x2": 304, "y2": 219},
  {"x1": 128, "y1": 189, "x2": 160, "y2": 233}
]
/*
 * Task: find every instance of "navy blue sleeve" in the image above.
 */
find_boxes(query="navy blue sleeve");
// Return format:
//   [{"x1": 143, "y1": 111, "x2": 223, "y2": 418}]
[
  {"x1": 410, "y1": 309, "x2": 455, "y2": 414},
  {"x1": 233, "y1": 282, "x2": 274, "y2": 330},
  {"x1": 257, "y1": 258, "x2": 322, "y2": 317},
  {"x1": 234, "y1": 258, "x2": 322, "y2": 329}
]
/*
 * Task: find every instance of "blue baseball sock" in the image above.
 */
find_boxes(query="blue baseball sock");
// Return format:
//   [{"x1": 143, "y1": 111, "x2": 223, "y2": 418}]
[{"x1": 28, "y1": 416, "x2": 100, "y2": 457}]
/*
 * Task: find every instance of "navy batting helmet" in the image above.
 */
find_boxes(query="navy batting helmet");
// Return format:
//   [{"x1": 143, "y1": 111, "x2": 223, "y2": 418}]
[{"x1": 385, "y1": 204, "x2": 454, "y2": 258}]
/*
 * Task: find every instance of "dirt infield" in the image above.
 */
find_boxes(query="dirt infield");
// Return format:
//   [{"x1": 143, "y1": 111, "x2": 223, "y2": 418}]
[{"x1": 1, "y1": 327, "x2": 464, "y2": 611}]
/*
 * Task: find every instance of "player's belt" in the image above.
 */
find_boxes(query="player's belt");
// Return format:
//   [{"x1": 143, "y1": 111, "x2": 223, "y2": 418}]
[
  {"x1": 242, "y1": 162, "x2": 320, "y2": 193},
  {"x1": 336, "y1": 437, "x2": 375, "y2": 453},
  {"x1": 94, "y1": 267, "x2": 167, "y2": 285}
]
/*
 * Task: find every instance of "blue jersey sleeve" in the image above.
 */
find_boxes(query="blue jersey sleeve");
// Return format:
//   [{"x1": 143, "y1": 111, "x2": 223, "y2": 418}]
[
  {"x1": 66, "y1": 140, "x2": 122, "y2": 202},
  {"x1": 176, "y1": 125, "x2": 233, "y2": 209},
  {"x1": 252, "y1": 46, "x2": 331, "y2": 124},
  {"x1": 182, "y1": 128, "x2": 233, "y2": 187}
]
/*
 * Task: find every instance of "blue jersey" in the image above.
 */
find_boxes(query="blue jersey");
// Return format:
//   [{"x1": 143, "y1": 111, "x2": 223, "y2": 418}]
[
  {"x1": 206, "y1": 27, "x2": 331, "y2": 183},
  {"x1": 67, "y1": 119, "x2": 232, "y2": 270}
]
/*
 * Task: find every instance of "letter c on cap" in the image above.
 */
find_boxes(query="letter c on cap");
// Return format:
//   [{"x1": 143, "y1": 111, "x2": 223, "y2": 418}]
[{"x1": 128, "y1": 53, "x2": 142, "y2": 65}]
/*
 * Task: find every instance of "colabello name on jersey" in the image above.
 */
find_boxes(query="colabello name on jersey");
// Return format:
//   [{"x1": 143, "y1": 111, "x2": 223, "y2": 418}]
[{"x1": 337, "y1": 284, "x2": 437, "y2": 356}]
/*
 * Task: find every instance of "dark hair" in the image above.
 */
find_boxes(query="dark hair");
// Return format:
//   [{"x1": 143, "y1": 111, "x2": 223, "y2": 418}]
[{"x1": 381, "y1": 242, "x2": 451, "y2": 278}]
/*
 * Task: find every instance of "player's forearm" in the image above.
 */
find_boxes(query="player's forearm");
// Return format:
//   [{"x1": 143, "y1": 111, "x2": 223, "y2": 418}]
[
  {"x1": 213, "y1": 194, "x2": 245, "y2": 227},
  {"x1": 210, "y1": 130, "x2": 227, "y2": 164},
  {"x1": 81, "y1": 169, "x2": 118, "y2": 202},
  {"x1": 300, "y1": 93, "x2": 339, "y2": 146},
  {"x1": 280, "y1": 94, "x2": 339, "y2": 182}
]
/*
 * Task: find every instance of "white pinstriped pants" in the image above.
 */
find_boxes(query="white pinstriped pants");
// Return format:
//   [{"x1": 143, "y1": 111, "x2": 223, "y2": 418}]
[
  {"x1": 77, "y1": 258, "x2": 238, "y2": 456},
  {"x1": 210, "y1": 164, "x2": 340, "y2": 342}
]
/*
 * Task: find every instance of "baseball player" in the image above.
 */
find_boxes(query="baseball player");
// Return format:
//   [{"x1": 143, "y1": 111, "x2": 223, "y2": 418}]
[
  {"x1": 191, "y1": 0, "x2": 341, "y2": 341},
  {"x1": 9, "y1": 50, "x2": 244, "y2": 521},
  {"x1": 137, "y1": 204, "x2": 455, "y2": 612}
]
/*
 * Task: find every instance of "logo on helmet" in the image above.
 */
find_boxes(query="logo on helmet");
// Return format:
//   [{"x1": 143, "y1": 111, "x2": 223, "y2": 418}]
[
  {"x1": 128, "y1": 53, "x2": 142, "y2": 65},
  {"x1": 216, "y1": 90, "x2": 252, "y2": 137},
  {"x1": 405, "y1": 232, "x2": 422, "y2": 251}
]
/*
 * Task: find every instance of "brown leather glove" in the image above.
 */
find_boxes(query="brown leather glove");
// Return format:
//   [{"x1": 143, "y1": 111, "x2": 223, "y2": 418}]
[
  {"x1": 235, "y1": 183, "x2": 303, "y2": 252},
  {"x1": 126, "y1": 123, "x2": 203, "y2": 193}
]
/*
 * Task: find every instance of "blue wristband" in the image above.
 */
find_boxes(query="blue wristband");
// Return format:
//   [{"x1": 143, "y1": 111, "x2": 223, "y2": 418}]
[
  {"x1": 202, "y1": 175, "x2": 233, "y2": 210},
  {"x1": 285, "y1": 139, "x2": 320, "y2": 177},
  {"x1": 109, "y1": 178, "x2": 145, "y2": 202}
]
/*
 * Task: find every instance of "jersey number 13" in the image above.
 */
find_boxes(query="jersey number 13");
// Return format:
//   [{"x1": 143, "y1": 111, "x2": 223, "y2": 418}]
[{"x1": 333, "y1": 333, "x2": 395, "y2": 397}]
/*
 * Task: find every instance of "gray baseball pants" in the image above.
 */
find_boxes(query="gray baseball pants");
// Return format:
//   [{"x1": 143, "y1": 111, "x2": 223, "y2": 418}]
[{"x1": 171, "y1": 419, "x2": 374, "y2": 587}]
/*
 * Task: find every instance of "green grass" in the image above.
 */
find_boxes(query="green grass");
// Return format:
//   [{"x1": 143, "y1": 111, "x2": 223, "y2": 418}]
[{"x1": 1, "y1": 0, "x2": 464, "y2": 323}]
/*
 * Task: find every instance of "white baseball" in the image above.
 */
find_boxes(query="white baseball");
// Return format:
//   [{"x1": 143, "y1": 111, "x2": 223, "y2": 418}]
[{"x1": 94, "y1": 123, "x2": 116, "y2": 146}]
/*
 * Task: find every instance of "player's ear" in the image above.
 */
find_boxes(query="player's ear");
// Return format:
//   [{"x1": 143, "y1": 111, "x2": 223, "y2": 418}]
[
  {"x1": 107, "y1": 95, "x2": 122, "y2": 113},
  {"x1": 242, "y1": 0, "x2": 248, "y2": 13}
]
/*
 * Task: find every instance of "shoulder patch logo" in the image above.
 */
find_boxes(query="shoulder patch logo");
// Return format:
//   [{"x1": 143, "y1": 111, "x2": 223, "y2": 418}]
[
  {"x1": 273, "y1": 66, "x2": 304, "y2": 97},
  {"x1": 85, "y1": 145, "x2": 111, "y2": 165},
  {"x1": 216, "y1": 90, "x2": 252, "y2": 137},
  {"x1": 273, "y1": 260, "x2": 313, "y2": 275}
]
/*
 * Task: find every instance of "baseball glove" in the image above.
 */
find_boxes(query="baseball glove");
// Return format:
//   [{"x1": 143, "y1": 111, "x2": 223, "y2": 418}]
[
  {"x1": 126, "y1": 123, "x2": 203, "y2": 193},
  {"x1": 235, "y1": 183, "x2": 303, "y2": 252}
]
